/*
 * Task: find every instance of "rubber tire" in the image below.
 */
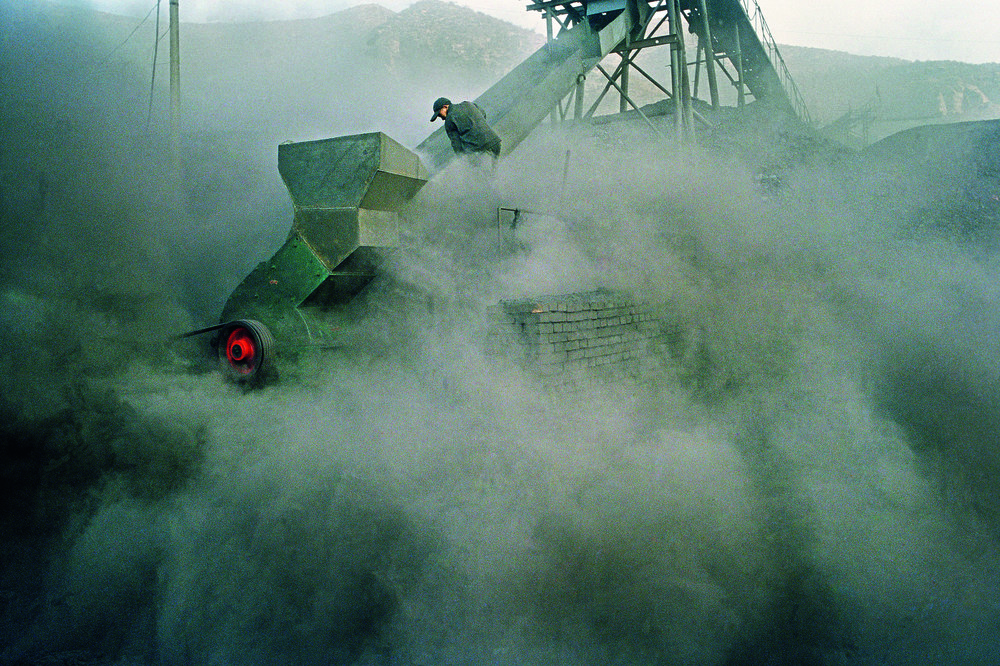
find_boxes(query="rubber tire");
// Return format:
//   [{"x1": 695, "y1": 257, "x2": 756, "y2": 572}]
[{"x1": 218, "y1": 319, "x2": 276, "y2": 387}]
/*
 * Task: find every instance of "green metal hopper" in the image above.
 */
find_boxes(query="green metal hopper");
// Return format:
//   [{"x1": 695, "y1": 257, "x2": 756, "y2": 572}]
[{"x1": 214, "y1": 132, "x2": 428, "y2": 383}]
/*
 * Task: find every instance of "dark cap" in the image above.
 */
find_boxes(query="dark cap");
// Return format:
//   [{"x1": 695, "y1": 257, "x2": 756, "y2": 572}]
[{"x1": 430, "y1": 97, "x2": 451, "y2": 122}]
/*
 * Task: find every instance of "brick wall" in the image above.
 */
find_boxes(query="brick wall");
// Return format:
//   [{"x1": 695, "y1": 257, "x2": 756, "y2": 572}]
[{"x1": 495, "y1": 290, "x2": 662, "y2": 385}]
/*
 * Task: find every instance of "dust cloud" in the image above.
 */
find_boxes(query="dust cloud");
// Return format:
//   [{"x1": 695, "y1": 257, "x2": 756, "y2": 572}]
[{"x1": 3, "y1": 3, "x2": 1000, "y2": 665}]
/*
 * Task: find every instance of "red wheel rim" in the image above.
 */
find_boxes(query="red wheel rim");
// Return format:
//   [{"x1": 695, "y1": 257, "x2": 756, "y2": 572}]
[{"x1": 225, "y1": 327, "x2": 257, "y2": 375}]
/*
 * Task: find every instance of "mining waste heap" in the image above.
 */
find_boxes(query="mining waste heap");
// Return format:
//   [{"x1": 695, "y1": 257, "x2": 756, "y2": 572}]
[{"x1": 204, "y1": 0, "x2": 813, "y2": 386}]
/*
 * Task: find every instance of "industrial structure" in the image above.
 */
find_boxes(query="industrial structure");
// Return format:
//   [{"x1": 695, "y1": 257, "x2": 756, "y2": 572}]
[
  {"x1": 207, "y1": 0, "x2": 812, "y2": 386},
  {"x1": 418, "y1": 0, "x2": 810, "y2": 168}
]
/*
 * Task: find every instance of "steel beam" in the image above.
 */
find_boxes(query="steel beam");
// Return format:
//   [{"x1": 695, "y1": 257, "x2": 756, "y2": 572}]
[
  {"x1": 734, "y1": 20, "x2": 745, "y2": 107},
  {"x1": 696, "y1": 0, "x2": 721, "y2": 109},
  {"x1": 611, "y1": 34, "x2": 678, "y2": 51},
  {"x1": 594, "y1": 63, "x2": 667, "y2": 139}
]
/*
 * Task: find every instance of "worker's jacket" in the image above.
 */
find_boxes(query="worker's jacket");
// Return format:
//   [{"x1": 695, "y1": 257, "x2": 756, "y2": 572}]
[{"x1": 444, "y1": 102, "x2": 502, "y2": 157}]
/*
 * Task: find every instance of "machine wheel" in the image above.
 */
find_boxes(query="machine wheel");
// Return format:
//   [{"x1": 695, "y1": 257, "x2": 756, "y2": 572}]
[{"x1": 218, "y1": 319, "x2": 275, "y2": 386}]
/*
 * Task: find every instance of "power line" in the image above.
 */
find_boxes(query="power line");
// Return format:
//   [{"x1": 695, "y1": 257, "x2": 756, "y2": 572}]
[
  {"x1": 150, "y1": 28, "x2": 171, "y2": 67},
  {"x1": 94, "y1": 1, "x2": 160, "y2": 70},
  {"x1": 146, "y1": 0, "x2": 162, "y2": 133}
]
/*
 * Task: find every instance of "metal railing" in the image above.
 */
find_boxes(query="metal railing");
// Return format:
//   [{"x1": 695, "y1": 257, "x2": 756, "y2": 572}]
[{"x1": 738, "y1": 0, "x2": 813, "y2": 123}]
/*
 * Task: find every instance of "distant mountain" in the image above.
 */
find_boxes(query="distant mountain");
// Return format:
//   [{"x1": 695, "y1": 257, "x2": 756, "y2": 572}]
[
  {"x1": 11, "y1": 0, "x2": 542, "y2": 148},
  {"x1": 365, "y1": 1, "x2": 542, "y2": 78},
  {"x1": 11, "y1": 0, "x2": 1000, "y2": 148},
  {"x1": 779, "y1": 45, "x2": 1000, "y2": 142}
]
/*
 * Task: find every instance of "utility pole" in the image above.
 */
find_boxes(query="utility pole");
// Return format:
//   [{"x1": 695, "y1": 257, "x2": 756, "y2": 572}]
[{"x1": 169, "y1": 0, "x2": 181, "y2": 175}]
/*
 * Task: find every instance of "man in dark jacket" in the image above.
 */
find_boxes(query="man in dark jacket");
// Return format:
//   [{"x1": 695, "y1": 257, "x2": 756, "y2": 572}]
[{"x1": 430, "y1": 97, "x2": 501, "y2": 159}]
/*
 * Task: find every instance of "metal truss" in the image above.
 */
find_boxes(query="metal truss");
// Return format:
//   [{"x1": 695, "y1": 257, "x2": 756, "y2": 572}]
[{"x1": 525, "y1": 0, "x2": 812, "y2": 133}]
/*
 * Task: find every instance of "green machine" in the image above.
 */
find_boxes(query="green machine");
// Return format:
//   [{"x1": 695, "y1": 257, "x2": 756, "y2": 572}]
[
  {"x1": 204, "y1": 0, "x2": 809, "y2": 386},
  {"x1": 206, "y1": 3, "x2": 639, "y2": 386},
  {"x1": 212, "y1": 132, "x2": 428, "y2": 384}
]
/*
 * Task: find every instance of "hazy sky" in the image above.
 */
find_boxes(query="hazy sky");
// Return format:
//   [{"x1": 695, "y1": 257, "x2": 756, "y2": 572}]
[{"x1": 64, "y1": 0, "x2": 1000, "y2": 64}]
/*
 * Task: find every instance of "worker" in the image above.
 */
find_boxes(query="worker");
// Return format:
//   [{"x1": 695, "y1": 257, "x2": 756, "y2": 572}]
[{"x1": 430, "y1": 97, "x2": 501, "y2": 161}]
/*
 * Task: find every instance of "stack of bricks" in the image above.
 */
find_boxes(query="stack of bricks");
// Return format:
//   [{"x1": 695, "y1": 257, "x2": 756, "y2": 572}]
[{"x1": 497, "y1": 290, "x2": 661, "y2": 385}]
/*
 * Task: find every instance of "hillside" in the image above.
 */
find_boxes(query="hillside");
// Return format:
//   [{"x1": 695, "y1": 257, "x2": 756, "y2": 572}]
[
  {"x1": 6, "y1": 0, "x2": 541, "y2": 148},
  {"x1": 14, "y1": 0, "x2": 1000, "y2": 148},
  {"x1": 366, "y1": 0, "x2": 542, "y2": 77},
  {"x1": 177, "y1": 1, "x2": 543, "y2": 144},
  {"x1": 780, "y1": 45, "x2": 1000, "y2": 141}
]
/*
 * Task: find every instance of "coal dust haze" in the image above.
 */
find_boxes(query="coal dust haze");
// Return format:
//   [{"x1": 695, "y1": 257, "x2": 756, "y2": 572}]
[{"x1": 2, "y1": 1, "x2": 1000, "y2": 664}]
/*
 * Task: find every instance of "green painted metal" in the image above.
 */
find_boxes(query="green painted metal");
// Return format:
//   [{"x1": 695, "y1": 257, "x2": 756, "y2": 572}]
[
  {"x1": 219, "y1": 132, "x2": 429, "y2": 349},
  {"x1": 280, "y1": 132, "x2": 429, "y2": 272}
]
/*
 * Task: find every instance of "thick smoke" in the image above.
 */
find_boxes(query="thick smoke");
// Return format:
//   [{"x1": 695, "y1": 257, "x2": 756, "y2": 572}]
[{"x1": 3, "y1": 3, "x2": 1000, "y2": 664}]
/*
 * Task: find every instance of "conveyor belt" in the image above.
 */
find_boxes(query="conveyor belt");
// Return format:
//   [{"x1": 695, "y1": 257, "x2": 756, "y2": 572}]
[
  {"x1": 417, "y1": 0, "x2": 807, "y2": 172},
  {"x1": 700, "y1": 0, "x2": 799, "y2": 118},
  {"x1": 416, "y1": 9, "x2": 636, "y2": 171}
]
